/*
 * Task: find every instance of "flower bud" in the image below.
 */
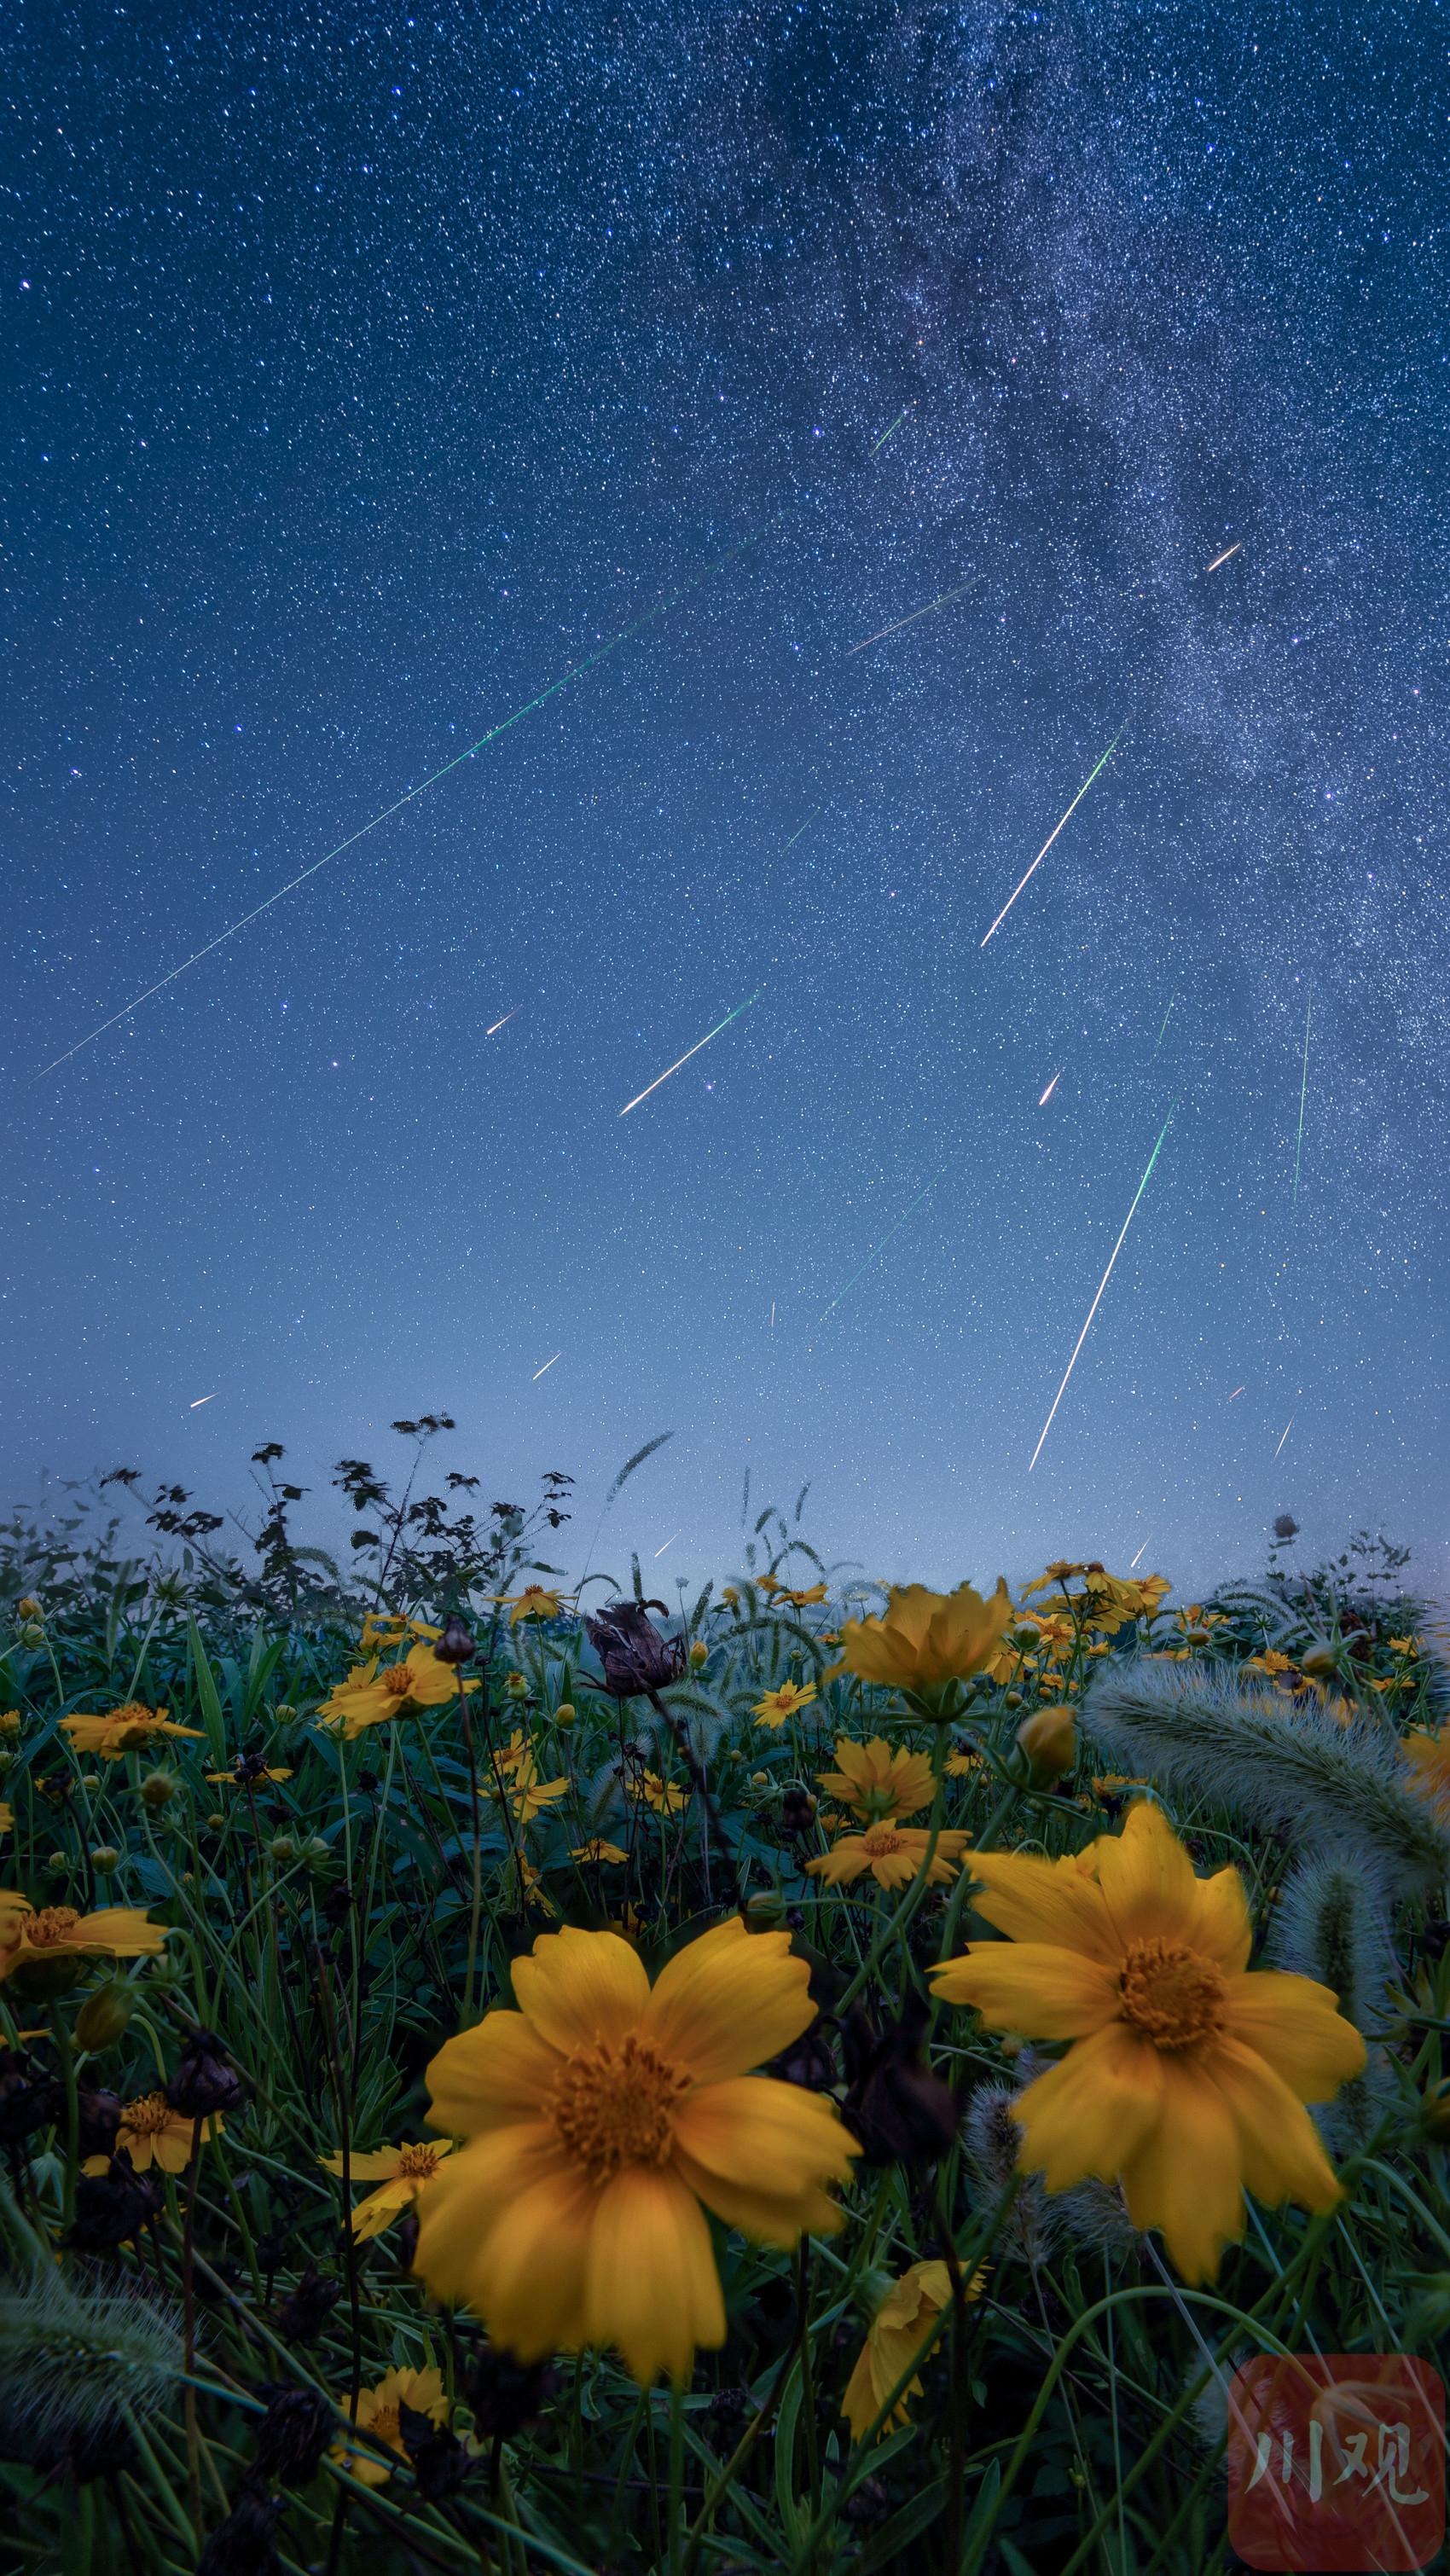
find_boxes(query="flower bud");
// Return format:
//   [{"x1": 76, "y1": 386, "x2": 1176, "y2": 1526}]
[
  {"x1": 0, "y1": 1710, "x2": 21, "y2": 1739},
  {"x1": 1420, "y1": 2078, "x2": 1450, "y2": 2145},
  {"x1": 140, "y1": 1769, "x2": 178, "y2": 1809},
  {"x1": 1299, "y1": 1644, "x2": 1340, "y2": 1680},
  {"x1": 165, "y1": 2027, "x2": 245, "y2": 2118},
  {"x1": 688, "y1": 1640, "x2": 709, "y2": 1668},
  {"x1": 301, "y1": 1836, "x2": 332, "y2": 1871},
  {"x1": 740, "y1": 1889, "x2": 786, "y2": 1932},
  {"x1": 1016, "y1": 1705, "x2": 1078, "y2": 1784},
  {"x1": 78, "y1": 1772, "x2": 101, "y2": 1791},
  {"x1": 90, "y1": 1845, "x2": 120, "y2": 1874},
  {"x1": 18, "y1": 1623, "x2": 45, "y2": 1649},
  {"x1": 46, "y1": 1851, "x2": 68, "y2": 1874},
  {"x1": 18, "y1": 1597, "x2": 43, "y2": 1622},
  {"x1": 554, "y1": 1702, "x2": 576, "y2": 1727},
  {"x1": 1003, "y1": 1690, "x2": 1024, "y2": 1711},
  {"x1": 74, "y1": 1981, "x2": 135, "y2": 2051},
  {"x1": 206, "y1": 1812, "x2": 226, "y2": 1832},
  {"x1": 0, "y1": 1750, "x2": 11, "y2": 1772},
  {"x1": 504, "y1": 1672, "x2": 530, "y2": 1699},
  {"x1": 270, "y1": 1832, "x2": 298, "y2": 1866},
  {"x1": 435, "y1": 1614, "x2": 477, "y2": 1666}
]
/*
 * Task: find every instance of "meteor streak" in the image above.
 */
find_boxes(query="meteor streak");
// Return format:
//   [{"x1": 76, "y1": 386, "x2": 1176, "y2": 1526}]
[
  {"x1": 1029, "y1": 1102, "x2": 1175, "y2": 1471},
  {"x1": 1038, "y1": 1070, "x2": 1062, "y2": 1107},
  {"x1": 981, "y1": 724, "x2": 1128, "y2": 947},
  {"x1": 1205, "y1": 542, "x2": 1242, "y2": 572},
  {"x1": 819, "y1": 1162, "x2": 949, "y2": 1322},
  {"x1": 1153, "y1": 999, "x2": 1174, "y2": 1054},
  {"x1": 1292, "y1": 995, "x2": 1312, "y2": 1206},
  {"x1": 1228, "y1": 1385, "x2": 1245, "y2": 1401},
  {"x1": 845, "y1": 579, "x2": 977, "y2": 657},
  {"x1": 487, "y1": 1007, "x2": 521, "y2": 1036},
  {"x1": 532, "y1": 1352, "x2": 561, "y2": 1381},
  {"x1": 189, "y1": 1394, "x2": 219, "y2": 1409},
  {"x1": 37, "y1": 515, "x2": 785, "y2": 1081},
  {"x1": 869, "y1": 410, "x2": 908, "y2": 455},
  {"x1": 1130, "y1": 1540, "x2": 1150, "y2": 1568},
  {"x1": 653, "y1": 1531, "x2": 680, "y2": 1558},
  {"x1": 783, "y1": 812, "x2": 819, "y2": 848},
  {"x1": 619, "y1": 991, "x2": 761, "y2": 1117},
  {"x1": 1273, "y1": 1415, "x2": 1295, "y2": 1459}
]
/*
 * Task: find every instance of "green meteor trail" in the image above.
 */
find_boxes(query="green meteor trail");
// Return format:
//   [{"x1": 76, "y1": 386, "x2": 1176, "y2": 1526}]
[
  {"x1": 980, "y1": 722, "x2": 1128, "y2": 947},
  {"x1": 618, "y1": 992, "x2": 762, "y2": 1117},
  {"x1": 1029, "y1": 1102, "x2": 1175, "y2": 1471},
  {"x1": 869, "y1": 410, "x2": 908, "y2": 455},
  {"x1": 818, "y1": 1163, "x2": 949, "y2": 1322},
  {"x1": 1293, "y1": 995, "x2": 1312, "y2": 1206},
  {"x1": 1152, "y1": 999, "x2": 1174, "y2": 1054},
  {"x1": 783, "y1": 811, "x2": 819, "y2": 848},
  {"x1": 37, "y1": 515, "x2": 786, "y2": 1082}
]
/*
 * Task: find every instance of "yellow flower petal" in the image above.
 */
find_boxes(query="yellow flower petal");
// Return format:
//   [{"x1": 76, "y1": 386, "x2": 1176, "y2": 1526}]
[
  {"x1": 1092, "y1": 1800, "x2": 1204, "y2": 1948},
  {"x1": 1210, "y1": 2036, "x2": 1348, "y2": 2214},
  {"x1": 670, "y1": 2144, "x2": 847, "y2": 2246},
  {"x1": 931, "y1": 1941, "x2": 1118, "y2": 2040},
  {"x1": 962, "y1": 1849, "x2": 1122, "y2": 1964},
  {"x1": 1117, "y1": 2053, "x2": 1246, "y2": 2283},
  {"x1": 1012, "y1": 2022, "x2": 1165, "y2": 2190},
  {"x1": 583, "y1": 2163, "x2": 726, "y2": 2383},
  {"x1": 512, "y1": 1925, "x2": 652, "y2": 2056},
  {"x1": 413, "y1": 2131, "x2": 593, "y2": 2358},
  {"x1": 673, "y1": 2076, "x2": 856, "y2": 2201},
  {"x1": 1223, "y1": 1972, "x2": 1366, "y2": 2100},
  {"x1": 424, "y1": 2007, "x2": 562, "y2": 2136},
  {"x1": 641, "y1": 1919, "x2": 814, "y2": 2083},
  {"x1": 1186, "y1": 1863, "x2": 1254, "y2": 1975}
]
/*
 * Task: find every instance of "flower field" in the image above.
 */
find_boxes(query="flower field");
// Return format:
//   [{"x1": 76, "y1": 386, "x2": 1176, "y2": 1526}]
[{"x1": 0, "y1": 1442, "x2": 1447, "y2": 2574}]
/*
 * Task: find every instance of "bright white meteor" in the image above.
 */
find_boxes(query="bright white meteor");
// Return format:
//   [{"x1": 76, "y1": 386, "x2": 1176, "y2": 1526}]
[
  {"x1": 532, "y1": 1352, "x2": 561, "y2": 1381},
  {"x1": 1205, "y1": 542, "x2": 1242, "y2": 572},
  {"x1": 487, "y1": 1007, "x2": 521, "y2": 1036},
  {"x1": 1038, "y1": 1070, "x2": 1062, "y2": 1107},
  {"x1": 189, "y1": 1394, "x2": 220, "y2": 1409},
  {"x1": 1273, "y1": 1415, "x2": 1295, "y2": 1459},
  {"x1": 981, "y1": 725, "x2": 1127, "y2": 948},
  {"x1": 619, "y1": 992, "x2": 760, "y2": 1117},
  {"x1": 1029, "y1": 1102, "x2": 1175, "y2": 1471}
]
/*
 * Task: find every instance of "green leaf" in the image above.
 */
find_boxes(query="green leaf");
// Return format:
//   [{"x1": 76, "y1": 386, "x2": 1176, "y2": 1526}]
[
  {"x1": 854, "y1": 2476, "x2": 947, "y2": 2573},
  {"x1": 188, "y1": 1612, "x2": 227, "y2": 1767}
]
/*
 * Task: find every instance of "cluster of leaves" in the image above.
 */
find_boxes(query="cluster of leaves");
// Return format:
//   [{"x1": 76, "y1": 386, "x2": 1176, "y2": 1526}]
[{"x1": 0, "y1": 1442, "x2": 1445, "y2": 2576}]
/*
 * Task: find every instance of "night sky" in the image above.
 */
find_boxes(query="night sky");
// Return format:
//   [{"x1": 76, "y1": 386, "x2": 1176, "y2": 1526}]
[{"x1": 6, "y1": 2, "x2": 1447, "y2": 1598}]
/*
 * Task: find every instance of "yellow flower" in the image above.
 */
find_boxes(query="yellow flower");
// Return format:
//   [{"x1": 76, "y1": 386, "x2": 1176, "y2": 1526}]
[
  {"x1": 411, "y1": 1918, "x2": 857, "y2": 2383},
  {"x1": 331, "y1": 2367, "x2": 448, "y2": 2486},
  {"x1": 0, "y1": 1894, "x2": 168, "y2": 1985},
  {"x1": 839, "y1": 1581, "x2": 1012, "y2": 1694},
  {"x1": 504, "y1": 1671, "x2": 531, "y2": 1700},
  {"x1": 751, "y1": 1680, "x2": 818, "y2": 1731},
  {"x1": 816, "y1": 1738, "x2": 935, "y2": 1823},
  {"x1": 722, "y1": 1587, "x2": 740, "y2": 1610},
  {"x1": 316, "y1": 1644, "x2": 478, "y2": 1737},
  {"x1": 205, "y1": 1766, "x2": 293, "y2": 1786},
  {"x1": 1401, "y1": 1730, "x2": 1450, "y2": 1819},
  {"x1": 571, "y1": 1840, "x2": 629, "y2": 1865},
  {"x1": 1389, "y1": 1635, "x2": 1420, "y2": 1657},
  {"x1": 83, "y1": 2091, "x2": 223, "y2": 2175},
  {"x1": 360, "y1": 1613, "x2": 439, "y2": 1654},
  {"x1": 841, "y1": 2260, "x2": 982, "y2": 2440},
  {"x1": 61, "y1": 1705, "x2": 205, "y2": 1761},
  {"x1": 320, "y1": 2138, "x2": 457, "y2": 2240},
  {"x1": 17, "y1": 1598, "x2": 43, "y2": 1622},
  {"x1": 1015, "y1": 1706, "x2": 1077, "y2": 1783},
  {"x1": 807, "y1": 1824, "x2": 972, "y2": 1890},
  {"x1": 0, "y1": 1712, "x2": 22, "y2": 1739},
  {"x1": 945, "y1": 1749, "x2": 983, "y2": 1780},
  {"x1": 1244, "y1": 1650, "x2": 1296, "y2": 1677},
  {"x1": 761, "y1": 1579, "x2": 829, "y2": 1608},
  {"x1": 505, "y1": 1753, "x2": 570, "y2": 1825},
  {"x1": 688, "y1": 1641, "x2": 710, "y2": 1668},
  {"x1": 0, "y1": 1804, "x2": 11, "y2": 1836},
  {"x1": 508, "y1": 1586, "x2": 562, "y2": 1625},
  {"x1": 631, "y1": 1771, "x2": 687, "y2": 1816},
  {"x1": 930, "y1": 1801, "x2": 1366, "y2": 2283}
]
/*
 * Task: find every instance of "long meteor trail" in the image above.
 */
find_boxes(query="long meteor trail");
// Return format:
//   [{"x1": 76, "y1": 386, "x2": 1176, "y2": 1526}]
[
  {"x1": 1029, "y1": 1102, "x2": 1175, "y2": 1471},
  {"x1": 818, "y1": 1163, "x2": 949, "y2": 1323},
  {"x1": 981, "y1": 724, "x2": 1127, "y2": 948},
  {"x1": 845, "y1": 579, "x2": 977, "y2": 657},
  {"x1": 619, "y1": 992, "x2": 761, "y2": 1117},
  {"x1": 1292, "y1": 995, "x2": 1312, "y2": 1206},
  {"x1": 870, "y1": 410, "x2": 908, "y2": 455},
  {"x1": 37, "y1": 517, "x2": 784, "y2": 1081}
]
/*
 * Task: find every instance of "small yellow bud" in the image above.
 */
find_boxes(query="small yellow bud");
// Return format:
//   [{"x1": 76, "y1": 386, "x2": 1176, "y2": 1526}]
[
  {"x1": 79, "y1": 1773, "x2": 101, "y2": 1791},
  {"x1": 741, "y1": 1890, "x2": 786, "y2": 1932},
  {"x1": 554, "y1": 1702, "x2": 576, "y2": 1727},
  {"x1": 0, "y1": 1710, "x2": 21, "y2": 1738},
  {"x1": 140, "y1": 1769, "x2": 178, "y2": 1809},
  {"x1": 688, "y1": 1640, "x2": 709, "y2": 1668},
  {"x1": 1016, "y1": 1705, "x2": 1078, "y2": 1784},
  {"x1": 1421, "y1": 2079, "x2": 1450, "y2": 2144},
  {"x1": 504, "y1": 1672, "x2": 530, "y2": 1700},
  {"x1": 17, "y1": 1598, "x2": 43, "y2": 1622},
  {"x1": 270, "y1": 1834, "x2": 298, "y2": 1865},
  {"x1": 1300, "y1": 1645, "x2": 1340, "y2": 1680},
  {"x1": 1003, "y1": 1690, "x2": 1024, "y2": 1711},
  {"x1": 46, "y1": 1851, "x2": 68, "y2": 1873},
  {"x1": 90, "y1": 1845, "x2": 120, "y2": 1873},
  {"x1": 206, "y1": 1813, "x2": 227, "y2": 1833},
  {"x1": 75, "y1": 1981, "x2": 135, "y2": 2051}
]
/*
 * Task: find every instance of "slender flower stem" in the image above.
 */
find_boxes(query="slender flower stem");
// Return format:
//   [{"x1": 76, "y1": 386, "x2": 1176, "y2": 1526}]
[
  {"x1": 457, "y1": 1670, "x2": 484, "y2": 2024},
  {"x1": 181, "y1": 2114, "x2": 204, "y2": 2544}
]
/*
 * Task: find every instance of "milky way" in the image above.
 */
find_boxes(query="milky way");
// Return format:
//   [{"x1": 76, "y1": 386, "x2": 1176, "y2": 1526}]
[{"x1": 5, "y1": 3, "x2": 1447, "y2": 1592}]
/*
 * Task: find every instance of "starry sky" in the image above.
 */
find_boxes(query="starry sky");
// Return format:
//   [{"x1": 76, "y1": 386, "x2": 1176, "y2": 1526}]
[{"x1": 5, "y1": 1, "x2": 1447, "y2": 1598}]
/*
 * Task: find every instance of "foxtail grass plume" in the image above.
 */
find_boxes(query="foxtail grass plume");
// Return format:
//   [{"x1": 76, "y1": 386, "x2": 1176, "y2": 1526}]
[
  {"x1": 0, "y1": 2258, "x2": 183, "y2": 2454},
  {"x1": 1267, "y1": 1852, "x2": 1400, "y2": 2153}
]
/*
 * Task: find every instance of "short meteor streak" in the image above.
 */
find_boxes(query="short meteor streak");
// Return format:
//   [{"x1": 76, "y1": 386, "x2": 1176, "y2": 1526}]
[
  {"x1": 189, "y1": 1394, "x2": 219, "y2": 1409},
  {"x1": 1205, "y1": 542, "x2": 1242, "y2": 573},
  {"x1": 487, "y1": 1007, "x2": 521, "y2": 1036},
  {"x1": 870, "y1": 410, "x2": 908, "y2": 455},
  {"x1": 1228, "y1": 1385, "x2": 1245, "y2": 1401},
  {"x1": 653, "y1": 1531, "x2": 680, "y2": 1558},
  {"x1": 783, "y1": 811, "x2": 819, "y2": 848},
  {"x1": 619, "y1": 991, "x2": 761, "y2": 1117},
  {"x1": 37, "y1": 514, "x2": 786, "y2": 1080},
  {"x1": 819, "y1": 1163, "x2": 949, "y2": 1323},
  {"x1": 1029, "y1": 1102, "x2": 1175, "y2": 1472},
  {"x1": 1273, "y1": 1415, "x2": 1295, "y2": 1459},
  {"x1": 981, "y1": 724, "x2": 1128, "y2": 948},
  {"x1": 845, "y1": 579, "x2": 977, "y2": 657},
  {"x1": 1130, "y1": 1539, "x2": 1150, "y2": 1569},
  {"x1": 1153, "y1": 999, "x2": 1174, "y2": 1054},
  {"x1": 1038, "y1": 1070, "x2": 1062, "y2": 1107},
  {"x1": 1292, "y1": 995, "x2": 1312, "y2": 1207},
  {"x1": 532, "y1": 1352, "x2": 561, "y2": 1381}
]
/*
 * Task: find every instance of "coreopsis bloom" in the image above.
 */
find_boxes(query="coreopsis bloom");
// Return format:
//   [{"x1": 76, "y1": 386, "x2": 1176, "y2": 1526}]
[
  {"x1": 205, "y1": 1763, "x2": 293, "y2": 1787},
  {"x1": 61, "y1": 1705, "x2": 204, "y2": 1761},
  {"x1": 631, "y1": 1771, "x2": 687, "y2": 1817},
  {"x1": 331, "y1": 2368, "x2": 448, "y2": 2486},
  {"x1": 0, "y1": 1712, "x2": 23, "y2": 1738},
  {"x1": 722, "y1": 1587, "x2": 740, "y2": 1610},
  {"x1": 930, "y1": 1800, "x2": 1365, "y2": 2283},
  {"x1": 503, "y1": 1671, "x2": 531, "y2": 1700},
  {"x1": 1389, "y1": 1635, "x2": 1421, "y2": 1658},
  {"x1": 808, "y1": 1824, "x2": 972, "y2": 1891},
  {"x1": 504, "y1": 1753, "x2": 570, "y2": 1825},
  {"x1": 316, "y1": 1644, "x2": 478, "y2": 1737},
  {"x1": 816, "y1": 1738, "x2": 934, "y2": 1823},
  {"x1": 361, "y1": 1614, "x2": 438, "y2": 1654},
  {"x1": 1244, "y1": 1649, "x2": 1296, "y2": 1679},
  {"x1": 411, "y1": 1919, "x2": 857, "y2": 2383},
  {"x1": 945, "y1": 1749, "x2": 984, "y2": 1780},
  {"x1": 841, "y1": 2260, "x2": 982, "y2": 2440},
  {"x1": 839, "y1": 1581, "x2": 1012, "y2": 1695},
  {"x1": 0, "y1": 1894, "x2": 168, "y2": 1985},
  {"x1": 81, "y1": 2090, "x2": 223, "y2": 2175},
  {"x1": 1401, "y1": 1730, "x2": 1450, "y2": 1819},
  {"x1": 508, "y1": 1586, "x2": 562, "y2": 1625},
  {"x1": 761, "y1": 1579, "x2": 829, "y2": 1608},
  {"x1": 751, "y1": 1679, "x2": 818, "y2": 1731},
  {"x1": 571, "y1": 1840, "x2": 629, "y2": 1865},
  {"x1": 320, "y1": 2138, "x2": 457, "y2": 2240}
]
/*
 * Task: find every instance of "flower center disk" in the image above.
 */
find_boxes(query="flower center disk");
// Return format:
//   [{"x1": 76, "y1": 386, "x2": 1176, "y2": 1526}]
[
  {"x1": 1117, "y1": 1937, "x2": 1227, "y2": 2051},
  {"x1": 123, "y1": 2091, "x2": 173, "y2": 2135},
  {"x1": 549, "y1": 2032, "x2": 692, "y2": 2185},
  {"x1": 28, "y1": 1907, "x2": 79, "y2": 1947}
]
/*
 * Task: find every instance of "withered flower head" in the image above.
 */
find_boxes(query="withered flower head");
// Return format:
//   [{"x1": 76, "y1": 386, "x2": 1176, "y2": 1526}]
[
  {"x1": 583, "y1": 1598, "x2": 687, "y2": 1700},
  {"x1": 397, "y1": 2402, "x2": 472, "y2": 2503},
  {"x1": 75, "y1": 2085, "x2": 123, "y2": 2161},
  {"x1": 196, "y1": 2479, "x2": 286, "y2": 2576},
  {"x1": 768, "y1": 2017, "x2": 839, "y2": 2092},
  {"x1": 435, "y1": 1614, "x2": 477, "y2": 1666},
  {"x1": 459, "y1": 2341, "x2": 560, "y2": 2440},
  {"x1": 0, "y1": 2050, "x2": 66, "y2": 2146},
  {"x1": 273, "y1": 2260, "x2": 341, "y2": 2346},
  {"x1": 251, "y1": 2386, "x2": 335, "y2": 2486},
  {"x1": 166, "y1": 2028, "x2": 245, "y2": 2120},
  {"x1": 841, "y1": 1998, "x2": 960, "y2": 2167},
  {"x1": 67, "y1": 2150, "x2": 163, "y2": 2254}
]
